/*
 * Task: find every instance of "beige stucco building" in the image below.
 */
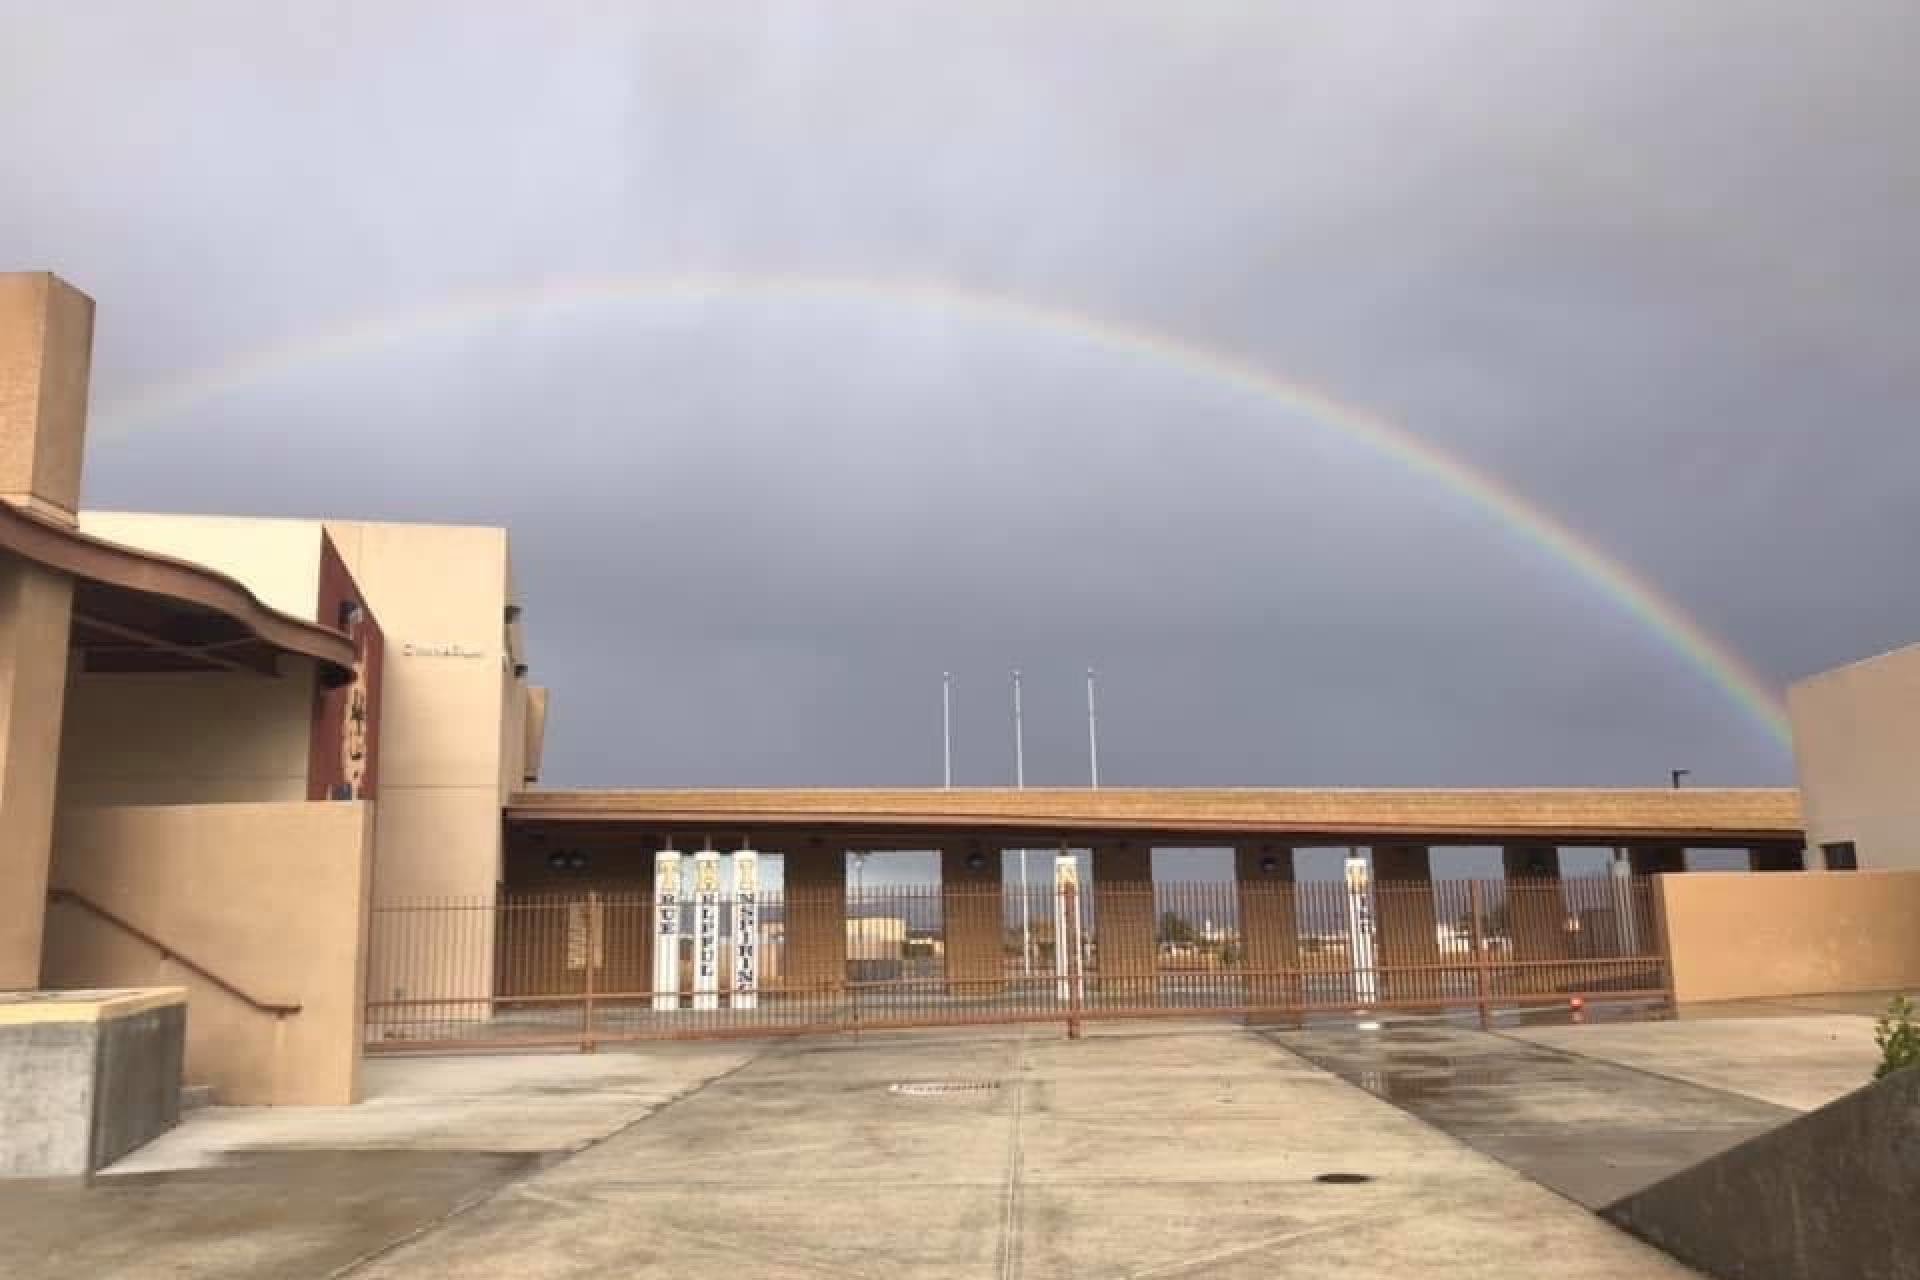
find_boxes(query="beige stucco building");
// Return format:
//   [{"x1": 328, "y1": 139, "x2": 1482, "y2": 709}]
[
  {"x1": 1789, "y1": 641, "x2": 1920, "y2": 872},
  {"x1": 8, "y1": 268, "x2": 1920, "y2": 1119}
]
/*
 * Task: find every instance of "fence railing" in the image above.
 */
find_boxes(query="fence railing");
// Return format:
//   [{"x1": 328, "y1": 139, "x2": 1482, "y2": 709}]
[{"x1": 363, "y1": 876, "x2": 1667, "y2": 1051}]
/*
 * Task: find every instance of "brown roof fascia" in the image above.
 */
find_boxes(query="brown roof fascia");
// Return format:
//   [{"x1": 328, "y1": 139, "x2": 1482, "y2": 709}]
[{"x1": 0, "y1": 502, "x2": 357, "y2": 683}]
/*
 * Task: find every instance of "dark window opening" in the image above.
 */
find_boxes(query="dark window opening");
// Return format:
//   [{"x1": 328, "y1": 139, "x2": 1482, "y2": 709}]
[{"x1": 1821, "y1": 842, "x2": 1859, "y2": 872}]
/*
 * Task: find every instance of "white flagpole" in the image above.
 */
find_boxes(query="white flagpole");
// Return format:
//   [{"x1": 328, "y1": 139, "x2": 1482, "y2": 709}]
[
  {"x1": 942, "y1": 671, "x2": 953, "y2": 790},
  {"x1": 1014, "y1": 669, "x2": 1031, "y2": 976},
  {"x1": 1086, "y1": 667, "x2": 1100, "y2": 790}
]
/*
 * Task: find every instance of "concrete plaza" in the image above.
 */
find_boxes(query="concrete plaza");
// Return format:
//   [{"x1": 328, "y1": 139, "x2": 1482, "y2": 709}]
[{"x1": 0, "y1": 1005, "x2": 1887, "y2": 1278}]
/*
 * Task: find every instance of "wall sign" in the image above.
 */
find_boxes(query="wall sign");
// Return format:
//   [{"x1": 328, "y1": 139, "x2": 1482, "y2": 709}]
[{"x1": 401, "y1": 642, "x2": 487, "y2": 659}]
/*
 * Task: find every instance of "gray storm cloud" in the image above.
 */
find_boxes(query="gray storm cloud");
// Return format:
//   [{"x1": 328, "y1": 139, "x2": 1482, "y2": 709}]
[{"x1": 2, "y1": 0, "x2": 1913, "y2": 787}]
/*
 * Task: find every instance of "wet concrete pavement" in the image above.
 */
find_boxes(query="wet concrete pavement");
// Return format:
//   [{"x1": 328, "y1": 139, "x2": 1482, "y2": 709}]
[
  {"x1": 2, "y1": 1023, "x2": 1701, "y2": 1278},
  {"x1": 1269, "y1": 1022, "x2": 1805, "y2": 1209},
  {"x1": 344, "y1": 1024, "x2": 1691, "y2": 1278}
]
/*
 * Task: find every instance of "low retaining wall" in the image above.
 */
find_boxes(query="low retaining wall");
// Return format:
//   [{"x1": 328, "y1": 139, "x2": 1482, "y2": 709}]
[
  {"x1": 1605, "y1": 1067, "x2": 1920, "y2": 1279},
  {"x1": 0, "y1": 988, "x2": 185, "y2": 1178},
  {"x1": 1657, "y1": 869, "x2": 1920, "y2": 1003}
]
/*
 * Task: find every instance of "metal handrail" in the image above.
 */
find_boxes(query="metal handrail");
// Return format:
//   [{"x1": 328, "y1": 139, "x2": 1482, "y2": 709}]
[{"x1": 46, "y1": 888, "x2": 302, "y2": 1018}]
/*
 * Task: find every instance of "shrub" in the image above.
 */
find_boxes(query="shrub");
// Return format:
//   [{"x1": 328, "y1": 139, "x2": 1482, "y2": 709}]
[{"x1": 1873, "y1": 995, "x2": 1920, "y2": 1080}]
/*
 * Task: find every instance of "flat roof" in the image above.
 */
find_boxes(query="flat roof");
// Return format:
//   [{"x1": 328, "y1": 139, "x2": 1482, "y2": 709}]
[{"x1": 508, "y1": 787, "x2": 1804, "y2": 843}]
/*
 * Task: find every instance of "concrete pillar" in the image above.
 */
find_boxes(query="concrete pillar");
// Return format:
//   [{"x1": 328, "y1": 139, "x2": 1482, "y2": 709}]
[
  {"x1": 1093, "y1": 841, "x2": 1155, "y2": 997},
  {"x1": 1233, "y1": 844, "x2": 1298, "y2": 1015},
  {"x1": 1372, "y1": 845, "x2": 1439, "y2": 1003},
  {"x1": 940, "y1": 842, "x2": 1005, "y2": 996},
  {"x1": 783, "y1": 841, "x2": 845, "y2": 997},
  {"x1": 0, "y1": 273, "x2": 93, "y2": 990},
  {"x1": 1628, "y1": 844, "x2": 1687, "y2": 877},
  {"x1": 1501, "y1": 845, "x2": 1569, "y2": 971}
]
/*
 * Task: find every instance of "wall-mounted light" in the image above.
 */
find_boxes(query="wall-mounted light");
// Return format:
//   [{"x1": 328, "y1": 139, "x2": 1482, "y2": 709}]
[
  {"x1": 513, "y1": 662, "x2": 529, "y2": 678},
  {"x1": 504, "y1": 604, "x2": 522, "y2": 624},
  {"x1": 965, "y1": 852, "x2": 987, "y2": 872},
  {"x1": 547, "y1": 849, "x2": 590, "y2": 872},
  {"x1": 1260, "y1": 856, "x2": 1280, "y2": 874}
]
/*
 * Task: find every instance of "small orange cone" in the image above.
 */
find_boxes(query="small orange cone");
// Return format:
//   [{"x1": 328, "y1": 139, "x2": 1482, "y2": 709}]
[{"x1": 1569, "y1": 996, "x2": 1586, "y2": 1025}]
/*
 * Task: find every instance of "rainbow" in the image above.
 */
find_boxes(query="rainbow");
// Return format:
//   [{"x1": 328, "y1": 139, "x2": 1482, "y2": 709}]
[{"x1": 93, "y1": 270, "x2": 1792, "y2": 749}]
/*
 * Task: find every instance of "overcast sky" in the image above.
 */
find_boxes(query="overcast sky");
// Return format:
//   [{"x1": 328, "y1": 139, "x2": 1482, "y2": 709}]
[{"x1": 4, "y1": 1, "x2": 1915, "y2": 789}]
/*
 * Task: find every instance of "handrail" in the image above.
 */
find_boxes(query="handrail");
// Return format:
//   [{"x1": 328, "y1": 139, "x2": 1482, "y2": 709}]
[{"x1": 47, "y1": 889, "x2": 302, "y2": 1018}]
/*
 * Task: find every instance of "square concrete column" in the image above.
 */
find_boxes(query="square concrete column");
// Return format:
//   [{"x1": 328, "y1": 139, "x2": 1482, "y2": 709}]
[
  {"x1": 1093, "y1": 842, "x2": 1155, "y2": 997},
  {"x1": 940, "y1": 842, "x2": 1005, "y2": 996},
  {"x1": 1501, "y1": 845, "x2": 1570, "y2": 974},
  {"x1": 1233, "y1": 844, "x2": 1299, "y2": 1014},
  {"x1": 1371, "y1": 845, "x2": 1439, "y2": 1003},
  {"x1": 782, "y1": 841, "x2": 845, "y2": 997},
  {"x1": 0, "y1": 273, "x2": 92, "y2": 990}
]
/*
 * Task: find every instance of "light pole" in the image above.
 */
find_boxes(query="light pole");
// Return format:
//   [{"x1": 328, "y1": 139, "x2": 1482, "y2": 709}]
[
  {"x1": 1670, "y1": 769, "x2": 1691, "y2": 790},
  {"x1": 942, "y1": 672, "x2": 953, "y2": 789},
  {"x1": 1013, "y1": 669, "x2": 1031, "y2": 975}
]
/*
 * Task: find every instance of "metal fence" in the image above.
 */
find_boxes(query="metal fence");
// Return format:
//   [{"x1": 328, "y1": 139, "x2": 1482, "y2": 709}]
[{"x1": 363, "y1": 875, "x2": 1667, "y2": 1052}]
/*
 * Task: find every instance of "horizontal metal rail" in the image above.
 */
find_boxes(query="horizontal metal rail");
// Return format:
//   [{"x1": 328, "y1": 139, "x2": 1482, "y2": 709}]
[{"x1": 48, "y1": 888, "x2": 302, "y2": 1018}]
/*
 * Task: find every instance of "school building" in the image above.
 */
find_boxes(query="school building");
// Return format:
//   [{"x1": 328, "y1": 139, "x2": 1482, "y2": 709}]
[{"x1": 3, "y1": 270, "x2": 1918, "y2": 1130}]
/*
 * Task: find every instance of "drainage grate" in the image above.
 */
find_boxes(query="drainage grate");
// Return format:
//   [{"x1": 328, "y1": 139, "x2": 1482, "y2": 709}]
[
  {"x1": 1314, "y1": 1172, "x2": 1375, "y2": 1185},
  {"x1": 889, "y1": 1080, "x2": 1002, "y2": 1097}
]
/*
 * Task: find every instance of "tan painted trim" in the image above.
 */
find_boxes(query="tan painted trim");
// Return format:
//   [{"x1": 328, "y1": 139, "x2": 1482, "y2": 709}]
[
  {"x1": 0, "y1": 986, "x2": 186, "y2": 1025},
  {"x1": 0, "y1": 500, "x2": 355, "y2": 680},
  {"x1": 506, "y1": 787, "x2": 1804, "y2": 842}
]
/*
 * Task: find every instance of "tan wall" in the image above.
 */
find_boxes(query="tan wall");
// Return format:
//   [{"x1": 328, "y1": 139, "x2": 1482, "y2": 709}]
[
  {"x1": 941, "y1": 844, "x2": 1004, "y2": 990},
  {"x1": 41, "y1": 801, "x2": 374, "y2": 1104},
  {"x1": 0, "y1": 557, "x2": 74, "y2": 987},
  {"x1": 1659, "y1": 870, "x2": 1920, "y2": 1003},
  {"x1": 1789, "y1": 643, "x2": 1920, "y2": 870},
  {"x1": 57, "y1": 660, "x2": 316, "y2": 805},
  {"x1": 325, "y1": 521, "x2": 515, "y2": 903},
  {"x1": 77, "y1": 512, "x2": 323, "y2": 621},
  {"x1": 1094, "y1": 843, "x2": 1155, "y2": 989}
]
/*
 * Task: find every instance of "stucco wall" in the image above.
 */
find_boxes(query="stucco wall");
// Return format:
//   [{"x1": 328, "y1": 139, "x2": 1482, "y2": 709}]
[
  {"x1": 1658, "y1": 870, "x2": 1920, "y2": 1003},
  {"x1": 1788, "y1": 642, "x2": 1920, "y2": 870},
  {"x1": 57, "y1": 660, "x2": 318, "y2": 805},
  {"x1": 325, "y1": 521, "x2": 514, "y2": 904},
  {"x1": 77, "y1": 512, "x2": 324, "y2": 622},
  {"x1": 41, "y1": 801, "x2": 373, "y2": 1105}
]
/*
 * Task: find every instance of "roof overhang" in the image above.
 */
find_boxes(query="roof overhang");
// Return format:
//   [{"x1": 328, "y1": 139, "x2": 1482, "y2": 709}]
[
  {"x1": 0, "y1": 501, "x2": 357, "y2": 684},
  {"x1": 506, "y1": 787, "x2": 1806, "y2": 845}
]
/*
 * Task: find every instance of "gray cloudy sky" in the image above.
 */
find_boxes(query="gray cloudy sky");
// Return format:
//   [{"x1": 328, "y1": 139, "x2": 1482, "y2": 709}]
[{"x1": 4, "y1": 1, "x2": 1915, "y2": 789}]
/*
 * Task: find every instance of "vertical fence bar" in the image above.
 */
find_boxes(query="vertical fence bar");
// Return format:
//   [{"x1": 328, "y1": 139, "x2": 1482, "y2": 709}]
[
  {"x1": 581, "y1": 890, "x2": 599, "y2": 1052},
  {"x1": 1468, "y1": 879, "x2": 1491, "y2": 1029}
]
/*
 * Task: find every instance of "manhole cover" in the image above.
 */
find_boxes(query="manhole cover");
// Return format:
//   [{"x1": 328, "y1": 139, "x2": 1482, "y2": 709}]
[
  {"x1": 888, "y1": 1081, "x2": 1001, "y2": 1097},
  {"x1": 1314, "y1": 1172, "x2": 1375, "y2": 1185}
]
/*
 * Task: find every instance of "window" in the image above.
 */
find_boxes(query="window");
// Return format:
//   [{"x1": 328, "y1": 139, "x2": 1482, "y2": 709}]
[{"x1": 1821, "y1": 842, "x2": 1859, "y2": 872}]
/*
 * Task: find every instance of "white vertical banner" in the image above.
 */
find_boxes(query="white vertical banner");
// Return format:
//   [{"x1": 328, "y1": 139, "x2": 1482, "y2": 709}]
[
  {"x1": 652, "y1": 850, "x2": 683, "y2": 1011},
  {"x1": 1053, "y1": 852, "x2": 1082, "y2": 1002},
  {"x1": 1345, "y1": 854, "x2": 1378, "y2": 1008},
  {"x1": 693, "y1": 849, "x2": 723, "y2": 1011},
  {"x1": 731, "y1": 848, "x2": 760, "y2": 1010}
]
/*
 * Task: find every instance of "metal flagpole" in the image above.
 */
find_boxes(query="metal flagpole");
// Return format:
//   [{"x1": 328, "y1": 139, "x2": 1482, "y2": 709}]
[
  {"x1": 1086, "y1": 667, "x2": 1100, "y2": 789},
  {"x1": 942, "y1": 671, "x2": 953, "y2": 789},
  {"x1": 1014, "y1": 669, "x2": 1031, "y2": 976}
]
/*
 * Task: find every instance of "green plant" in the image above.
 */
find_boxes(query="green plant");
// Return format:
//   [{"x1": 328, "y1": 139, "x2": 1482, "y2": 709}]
[{"x1": 1873, "y1": 995, "x2": 1919, "y2": 1080}]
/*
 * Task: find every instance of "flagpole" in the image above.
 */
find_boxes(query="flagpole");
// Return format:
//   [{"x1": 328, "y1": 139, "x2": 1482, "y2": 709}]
[
  {"x1": 942, "y1": 671, "x2": 953, "y2": 789},
  {"x1": 1086, "y1": 667, "x2": 1100, "y2": 789},
  {"x1": 1014, "y1": 668, "x2": 1030, "y2": 975}
]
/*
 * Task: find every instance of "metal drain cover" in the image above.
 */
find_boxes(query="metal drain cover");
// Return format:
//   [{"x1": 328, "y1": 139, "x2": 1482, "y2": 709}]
[
  {"x1": 889, "y1": 1080, "x2": 1001, "y2": 1097},
  {"x1": 1314, "y1": 1172, "x2": 1375, "y2": 1185}
]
